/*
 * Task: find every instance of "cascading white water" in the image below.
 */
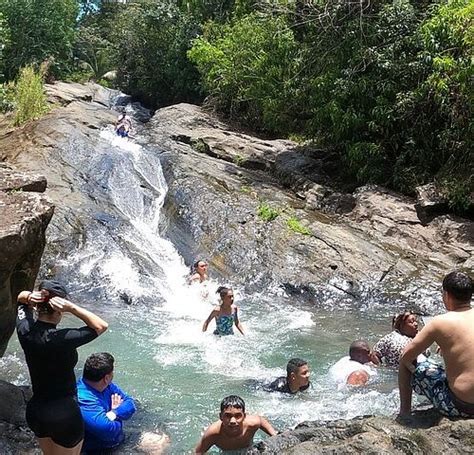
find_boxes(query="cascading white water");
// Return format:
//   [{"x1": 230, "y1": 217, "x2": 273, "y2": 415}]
[{"x1": 1, "y1": 121, "x2": 441, "y2": 453}]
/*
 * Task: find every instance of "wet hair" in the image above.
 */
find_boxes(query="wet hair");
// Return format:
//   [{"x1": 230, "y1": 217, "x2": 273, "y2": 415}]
[
  {"x1": 216, "y1": 286, "x2": 232, "y2": 300},
  {"x1": 83, "y1": 352, "x2": 114, "y2": 382},
  {"x1": 392, "y1": 311, "x2": 415, "y2": 332},
  {"x1": 286, "y1": 358, "x2": 308, "y2": 377},
  {"x1": 193, "y1": 259, "x2": 206, "y2": 272},
  {"x1": 37, "y1": 280, "x2": 68, "y2": 314},
  {"x1": 349, "y1": 340, "x2": 370, "y2": 360},
  {"x1": 442, "y1": 271, "x2": 473, "y2": 303},
  {"x1": 220, "y1": 395, "x2": 245, "y2": 414}
]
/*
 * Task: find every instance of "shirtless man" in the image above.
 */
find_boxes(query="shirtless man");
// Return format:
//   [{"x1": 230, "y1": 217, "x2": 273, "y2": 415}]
[
  {"x1": 195, "y1": 395, "x2": 276, "y2": 454},
  {"x1": 399, "y1": 271, "x2": 474, "y2": 417}
]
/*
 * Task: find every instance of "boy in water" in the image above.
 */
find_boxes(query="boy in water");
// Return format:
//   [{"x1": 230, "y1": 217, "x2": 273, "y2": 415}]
[
  {"x1": 195, "y1": 395, "x2": 276, "y2": 454},
  {"x1": 266, "y1": 358, "x2": 311, "y2": 394}
]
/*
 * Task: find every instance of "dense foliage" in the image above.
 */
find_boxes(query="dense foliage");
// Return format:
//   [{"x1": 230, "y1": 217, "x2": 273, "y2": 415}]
[
  {"x1": 0, "y1": 0, "x2": 78, "y2": 80},
  {"x1": 0, "y1": 0, "x2": 471, "y2": 212}
]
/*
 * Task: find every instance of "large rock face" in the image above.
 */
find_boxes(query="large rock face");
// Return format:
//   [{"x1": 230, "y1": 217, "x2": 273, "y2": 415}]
[
  {"x1": 249, "y1": 410, "x2": 474, "y2": 454},
  {"x1": 0, "y1": 165, "x2": 53, "y2": 356},
  {"x1": 145, "y1": 104, "x2": 473, "y2": 293}
]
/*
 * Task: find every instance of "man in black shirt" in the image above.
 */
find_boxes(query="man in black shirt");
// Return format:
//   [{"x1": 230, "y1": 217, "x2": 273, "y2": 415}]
[{"x1": 266, "y1": 358, "x2": 311, "y2": 394}]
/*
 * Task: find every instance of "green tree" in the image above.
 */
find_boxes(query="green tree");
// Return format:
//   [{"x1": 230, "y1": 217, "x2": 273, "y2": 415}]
[
  {"x1": 111, "y1": 1, "x2": 202, "y2": 107},
  {"x1": 0, "y1": 0, "x2": 79, "y2": 80},
  {"x1": 188, "y1": 13, "x2": 300, "y2": 132}
]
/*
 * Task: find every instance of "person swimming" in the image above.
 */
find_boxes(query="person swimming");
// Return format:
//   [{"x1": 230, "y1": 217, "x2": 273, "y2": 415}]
[{"x1": 202, "y1": 286, "x2": 244, "y2": 336}]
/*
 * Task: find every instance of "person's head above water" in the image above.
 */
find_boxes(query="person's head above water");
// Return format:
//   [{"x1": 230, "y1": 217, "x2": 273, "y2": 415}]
[
  {"x1": 83, "y1": 352, "x2": 115, "y2": 383},
  {"x1": 349, "y1": 340, "x2": 372, "y2": 364},
  {"x1": 220, "y1": 395, "x2": 245, "y2": 414},
  {"x1": 442, "y1": 271, "x2": 472, "y2": 308},
  {"x1": 286, "y1": 358, "x2": 310, "y2": 391},
  {"x1": 392, "y1": 311, "x2": 418, "y2": 338},
  {"x1": 216, "y1": 286, "x2": 234, "y2": 305},
  {"x1": 219, "y1": 395, "x2": 246, "y2": 436}
]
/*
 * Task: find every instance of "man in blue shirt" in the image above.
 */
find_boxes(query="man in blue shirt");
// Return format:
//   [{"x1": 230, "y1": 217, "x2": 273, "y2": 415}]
[{"x1": 77, "y1": 352, "x2": 136, "y2": 453}]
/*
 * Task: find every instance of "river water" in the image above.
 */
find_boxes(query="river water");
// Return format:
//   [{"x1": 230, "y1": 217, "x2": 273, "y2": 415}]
[{"x1": 1, "y1": 119, "x2": 443, "y2": 453}]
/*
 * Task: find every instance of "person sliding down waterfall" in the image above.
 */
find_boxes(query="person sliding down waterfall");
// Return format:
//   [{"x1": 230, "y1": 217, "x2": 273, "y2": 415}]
[{"x1": 115, "y1": 112, "x2": 132, "y2": 138}]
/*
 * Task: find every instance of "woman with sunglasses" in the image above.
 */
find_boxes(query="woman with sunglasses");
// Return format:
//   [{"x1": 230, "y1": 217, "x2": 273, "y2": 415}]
[{"x1": 373, "y1": 311, "x2": 423, "y2": 367}]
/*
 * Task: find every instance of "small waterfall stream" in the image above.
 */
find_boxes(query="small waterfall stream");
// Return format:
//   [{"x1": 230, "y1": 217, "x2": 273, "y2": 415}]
[{"x1": 1, "y1": 105, "x2": 443, "y2": 452}]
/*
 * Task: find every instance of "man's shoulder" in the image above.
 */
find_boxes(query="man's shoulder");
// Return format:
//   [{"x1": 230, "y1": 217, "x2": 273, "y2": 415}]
[
  {"x1": 244, "y1": 414, "x2": 262, "y2": 428},
  {"x1": 267, "y1": 376, "x2": 288, "y2": 392},
  {"x1": 205, "y1": 420, "x2": 222, "y2": 437}
]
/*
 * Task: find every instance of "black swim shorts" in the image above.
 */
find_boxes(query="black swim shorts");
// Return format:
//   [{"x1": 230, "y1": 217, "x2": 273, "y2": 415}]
[{"x1": 26, "y1": 396, "x2": 84, "y2": 448}]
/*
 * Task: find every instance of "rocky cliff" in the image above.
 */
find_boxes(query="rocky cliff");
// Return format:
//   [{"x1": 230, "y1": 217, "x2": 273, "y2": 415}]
[{"x1": 0, "y1": 165, "x2": 53, "y2": 356}]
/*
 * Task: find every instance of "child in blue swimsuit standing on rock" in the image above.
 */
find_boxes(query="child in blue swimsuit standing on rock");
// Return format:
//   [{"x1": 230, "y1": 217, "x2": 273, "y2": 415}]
[{"x1": 202, "y1": 286, "x2": 244, "y2": 336}]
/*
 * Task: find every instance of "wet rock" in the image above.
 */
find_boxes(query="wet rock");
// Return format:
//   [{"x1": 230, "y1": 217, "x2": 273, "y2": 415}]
[
  {"x1": 146, "y1": 104, "x2": 473, "y2": 291},
  {"x1": 249, "y1": 410, "x2": 474, "y2": 454},
  {"x1": 0, "y1": 381, "x2": 31, "y2": 425}
]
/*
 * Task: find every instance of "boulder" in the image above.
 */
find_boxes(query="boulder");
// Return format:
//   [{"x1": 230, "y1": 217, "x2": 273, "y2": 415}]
[
  {"x1": 415, "y1": 183, "x2": 449, "y2": 222},
  {"x1": 0, "y1": 168, "x2": 54, "y2": 356},
  {"x1": 249, "y1": 410, "x2": 474, "y2": 454}
]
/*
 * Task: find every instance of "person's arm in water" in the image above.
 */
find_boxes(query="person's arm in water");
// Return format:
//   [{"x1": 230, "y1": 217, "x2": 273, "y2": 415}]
[
  {"x1": 398, "y1": 321, "x2": 437, "y2": 415},
  {"x1": 234, "y1": 306, "x2": 244, "y2": 335},
  {"x1": 259, "y1": 416, "x2": 277, "y2": 436},
  {"x1": 195, "y1": 422, "x2": 218, "y2": 454},
  {"x1": 202, "y1": 309, "x2": 218, "y2": 332},
  {"x1": 49, "y1": 297, "x2": 108, "y2": 335}
]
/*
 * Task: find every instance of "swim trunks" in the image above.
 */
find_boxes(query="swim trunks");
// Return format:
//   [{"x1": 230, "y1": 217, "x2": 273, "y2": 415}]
[
  {"x1": 26, "y1": 396, "x2": 84, "y2": 448},
  {"x1": 412, "y1": 360, "x2": 473, "y2": 417}
]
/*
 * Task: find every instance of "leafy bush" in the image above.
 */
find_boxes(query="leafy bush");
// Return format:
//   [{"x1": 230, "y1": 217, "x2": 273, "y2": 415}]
[
  {"x1": 257, "y1": 202, "x2": 280, "y2": 222},
  {"x1": 13, "y1": 65, "x2": 49, "y2": 126}
]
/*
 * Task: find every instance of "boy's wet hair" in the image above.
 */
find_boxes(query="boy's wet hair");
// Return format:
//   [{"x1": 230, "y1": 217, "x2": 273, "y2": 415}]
[
  {"x1": 220, "y1": 395, "x2": 245, "y2": 413},
  {"x1": 286, "y1": 358, "x2": 307, "y2": 376},
  {"x1": 443, "y1": 271, "x2": 473, "y2": 303},
  {"x1": 83, "y1": 352, "x2": 114, "y2": 382},
  {"x1": 216, "y1": 286, "x2": 232, "y2": 300}
]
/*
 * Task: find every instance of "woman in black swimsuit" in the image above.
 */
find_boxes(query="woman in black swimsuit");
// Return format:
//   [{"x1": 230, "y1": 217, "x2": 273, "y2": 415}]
[{"x1": 16, "y1": 280, "x2": 108, "y2": 455}]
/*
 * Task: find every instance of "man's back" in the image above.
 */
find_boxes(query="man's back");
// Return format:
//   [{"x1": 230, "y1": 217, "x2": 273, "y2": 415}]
[{"x1": 433, "y1": 308, "x2": 474, "y2": 402}]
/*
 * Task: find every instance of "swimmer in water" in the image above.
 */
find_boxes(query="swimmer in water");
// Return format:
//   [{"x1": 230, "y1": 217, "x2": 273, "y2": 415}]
[
  {"x1": 202, "y1": 286, "x2": 244, "y2": 336},
  {"x1": 266, "y1": 358, "x2": 311, "y2": 394},
  {"x1": 189, "y1": 260, "x2": 209, "y2": 284},
  {"x1": 194, "y1": 395, "x2": 276, "y2": 454}
]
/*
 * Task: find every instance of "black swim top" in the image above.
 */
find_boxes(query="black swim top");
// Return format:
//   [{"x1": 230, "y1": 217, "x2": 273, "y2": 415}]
[
  {"x1": 266, "y1": 376, "x2": 310, "y2": 394},
  {"x1": 16, "y1": 304, "x2": 98, "y2": 400}
]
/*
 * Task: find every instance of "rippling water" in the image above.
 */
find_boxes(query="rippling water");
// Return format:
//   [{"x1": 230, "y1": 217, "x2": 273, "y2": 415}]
[{"x1": 1, "y1": 123, "x2": 445, "y2": 453}]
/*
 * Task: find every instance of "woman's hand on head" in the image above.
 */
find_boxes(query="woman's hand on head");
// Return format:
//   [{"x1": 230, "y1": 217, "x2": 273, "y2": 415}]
[
  {"x1": 48, "y1": 297, "x2": 75, "y2": 313},
  {"x1": 28, "y1": 291, "x2": 47, "y2": 306}
]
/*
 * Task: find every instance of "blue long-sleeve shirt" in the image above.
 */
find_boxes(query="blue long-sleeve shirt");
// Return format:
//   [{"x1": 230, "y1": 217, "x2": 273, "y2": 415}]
[{"x1": 77, "y1": 377, "x2": 136, "y2": 451}]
